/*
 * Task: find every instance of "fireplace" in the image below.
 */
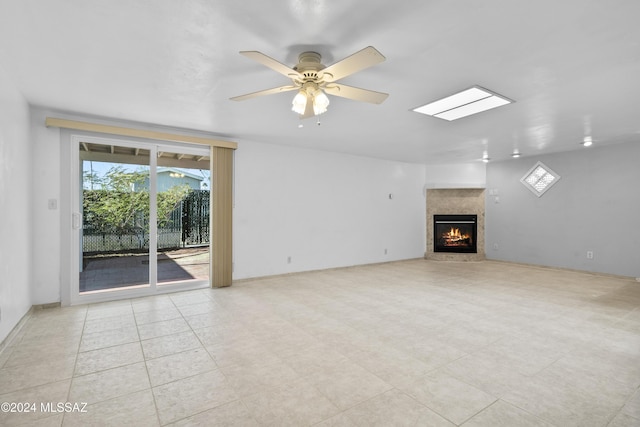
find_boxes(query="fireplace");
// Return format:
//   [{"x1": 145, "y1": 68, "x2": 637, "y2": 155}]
[{"x1": 433, "y1": 214, "x2": 477, "y2": 253}]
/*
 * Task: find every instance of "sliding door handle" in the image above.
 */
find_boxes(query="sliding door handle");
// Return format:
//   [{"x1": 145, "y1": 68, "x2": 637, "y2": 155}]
[{"x1": 72, "y1": 213, "x2": 82, "y2": 229}]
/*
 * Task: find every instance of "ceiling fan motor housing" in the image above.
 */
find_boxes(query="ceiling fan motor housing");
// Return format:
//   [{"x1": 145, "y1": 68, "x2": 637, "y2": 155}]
[{"x1": 294, "y1": 52, "x2": 326, "y2": 83}]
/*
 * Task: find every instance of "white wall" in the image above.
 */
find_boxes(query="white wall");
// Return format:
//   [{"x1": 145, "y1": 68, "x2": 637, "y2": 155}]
[
  {"x1": 0, "y1": 67, "x2": 32, "y2": 343},
  {"x1": 30, "y1": 109, "x2": 62, "y2": 304},
  {"x1": 425, "y1": 162, "x2": 486, "y2": 189},
  {"x1": 27, "y1": 111, "x2": 427, "y2": 303},
  {"x1": 233, "y1": 141, "x2": 426, "y2": 279},
  {"x1": 485, "y1": 141, "x2": 640, "y2": 278}
]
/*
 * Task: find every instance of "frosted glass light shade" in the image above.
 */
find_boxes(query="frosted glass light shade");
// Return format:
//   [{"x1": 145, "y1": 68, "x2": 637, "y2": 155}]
[
  {"x1": 313, "y1": 91, "x2": 330, "y2": 115},
  {"x1": 291, "y1": 91, "x2": 307, "y2": 115}
]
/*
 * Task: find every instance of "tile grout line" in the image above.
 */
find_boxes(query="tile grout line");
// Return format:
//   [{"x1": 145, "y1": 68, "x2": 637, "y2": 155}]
[
  {"x1": 60, "y1": 303, "x2": 88, "y2": 426},
  {"x1": 131, "y1": 296, "x2": 165, "y2": 427},
  {"x1": 173, "y1": 291, "x2": 264, "y2": 426}
]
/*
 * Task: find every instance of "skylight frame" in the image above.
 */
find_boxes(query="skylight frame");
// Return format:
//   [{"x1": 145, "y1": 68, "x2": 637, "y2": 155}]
[{"x1": 412, "y1": 86, "x2": 513, "y2": 121}]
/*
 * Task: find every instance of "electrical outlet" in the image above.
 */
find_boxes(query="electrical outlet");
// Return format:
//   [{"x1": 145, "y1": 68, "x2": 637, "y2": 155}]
[{"x1": 586, "y1": 251, "x2": 594, "y2": 260}]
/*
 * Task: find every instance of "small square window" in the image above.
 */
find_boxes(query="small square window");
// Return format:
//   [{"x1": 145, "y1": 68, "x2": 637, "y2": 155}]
[{"x1": 520, "y1": 161, "x2": 560, "y2": 197}]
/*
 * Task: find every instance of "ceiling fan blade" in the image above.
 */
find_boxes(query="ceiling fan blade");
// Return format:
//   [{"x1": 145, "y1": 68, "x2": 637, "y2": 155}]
[
  {"x1": 324, "y1": 84, "x2": 389, "y2": 104},
  {"x1": 230, "y1": 85, "x2": 298, "y2": 101},
  {"x1": 320, "y1": 46, "x2": 386, "y2": 83},
  {"x1": 239, "y1": 51, "x2": 302, "y2": 79}
]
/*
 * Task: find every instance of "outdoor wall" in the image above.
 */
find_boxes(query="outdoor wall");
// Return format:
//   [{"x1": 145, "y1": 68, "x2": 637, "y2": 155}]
[
  {"x1": 485, "y1": 141, "x2": 640, "y2": 278},
  {"x1": 233, "y1": 141, "x2": 427, "y2": 279},
  {"x1": 0, "y1": 67, "x2": 32, "y2": 344}
]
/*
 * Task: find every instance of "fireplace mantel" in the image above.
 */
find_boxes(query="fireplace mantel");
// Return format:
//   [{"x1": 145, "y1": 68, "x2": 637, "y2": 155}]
[{"x1": 425, "y1": 188, "x2": 485, "y2": 261}]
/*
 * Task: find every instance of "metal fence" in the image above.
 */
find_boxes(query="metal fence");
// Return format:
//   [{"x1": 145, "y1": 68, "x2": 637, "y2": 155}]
[
  {"x1": 181, "y1": 190, "x2": 210, "y2": 246},
  {"x1": 83, "y1": 190, "x2": 210, "y2": 254}
]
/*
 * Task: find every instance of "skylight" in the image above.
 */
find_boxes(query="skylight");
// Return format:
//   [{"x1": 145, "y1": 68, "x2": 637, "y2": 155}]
[{"x1": 412, "y1": 86, "x2": 513, "y2": 121}]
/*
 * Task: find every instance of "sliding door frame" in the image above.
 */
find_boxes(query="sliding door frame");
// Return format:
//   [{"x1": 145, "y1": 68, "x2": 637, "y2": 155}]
[
  {"x1": 68, "y1": 134, "x2": 213, "y2": 305},
  {"x1": 53, "y1": 116, "x2": 237, "y2": 306}
]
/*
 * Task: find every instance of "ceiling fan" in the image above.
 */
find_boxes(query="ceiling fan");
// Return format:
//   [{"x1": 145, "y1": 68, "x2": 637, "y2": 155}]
[{"x1": 230, "y1": 46, "x2": 388, "y2": 119}]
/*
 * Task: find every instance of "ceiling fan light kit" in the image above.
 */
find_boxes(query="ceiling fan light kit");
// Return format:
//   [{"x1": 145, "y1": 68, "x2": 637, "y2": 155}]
[
  {"x1": 231, "y1": 46, "x2": 388, "y2": 119},
  {"x1": 290, "y1": 81, "x2": 330, "y2": 116}
]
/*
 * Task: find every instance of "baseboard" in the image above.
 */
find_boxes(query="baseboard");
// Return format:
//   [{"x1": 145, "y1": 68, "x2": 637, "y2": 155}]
[
  {"x1": 0, "y1": 302, "x2": 62, "y2": 358},
  {"x1": 0, "y1": 306, "x2": 34, "y2": 357},
  {"x1": 33, "y1": 302, "x2": 62, "y2": 310},
  {"x1": 232, "y1": 258, "x2": 425, "y2": 284},
  {"x1": 483, "y1": 258, "x2": 636, "y2": 281}
]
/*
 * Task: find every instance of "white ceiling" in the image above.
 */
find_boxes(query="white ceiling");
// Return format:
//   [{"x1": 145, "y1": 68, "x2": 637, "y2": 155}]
[{"x1": 1, "y1": 0, "x2": 639, "y2": 164}]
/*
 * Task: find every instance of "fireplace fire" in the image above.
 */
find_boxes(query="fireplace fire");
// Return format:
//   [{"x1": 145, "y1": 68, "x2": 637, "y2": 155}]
[{"x1": 433, "y1": 214, "x2": 477, "y2": 253}]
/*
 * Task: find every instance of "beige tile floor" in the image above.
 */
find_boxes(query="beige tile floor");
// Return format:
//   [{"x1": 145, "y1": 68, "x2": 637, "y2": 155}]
[{"x1": 1, "y1": 259, "x2": 639, "y2": 426}]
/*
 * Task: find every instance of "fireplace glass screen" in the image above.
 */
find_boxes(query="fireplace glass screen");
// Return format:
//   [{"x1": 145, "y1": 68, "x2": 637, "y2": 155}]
[{"x1": 434, "y1": 214, "x2": 477, "y2": 253}]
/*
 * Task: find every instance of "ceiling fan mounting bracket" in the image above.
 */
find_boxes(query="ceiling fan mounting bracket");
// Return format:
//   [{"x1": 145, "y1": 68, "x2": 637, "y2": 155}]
[{"x1": 294, "y1": 52, "x2": 323, "y2": 70}]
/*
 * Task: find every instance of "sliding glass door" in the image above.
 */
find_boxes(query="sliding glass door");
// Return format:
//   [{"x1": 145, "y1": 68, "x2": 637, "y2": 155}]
[
  {"x1": 156, "y1": 147, "x2": 210, "y2": 286},
  {"x1": 73, "y1": 135, "x2": 210, "y2": 302}
]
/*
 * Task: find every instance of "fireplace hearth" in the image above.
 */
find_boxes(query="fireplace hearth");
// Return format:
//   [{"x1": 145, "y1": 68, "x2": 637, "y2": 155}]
[{"x1": 434, "y1": 214, "x2": 477, "y2": 253}]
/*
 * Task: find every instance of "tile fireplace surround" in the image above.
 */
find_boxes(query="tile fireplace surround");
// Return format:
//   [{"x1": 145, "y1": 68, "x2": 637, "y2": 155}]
[{"x1": 426, "y1": 189, "x2": 485, "y2": 261}]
